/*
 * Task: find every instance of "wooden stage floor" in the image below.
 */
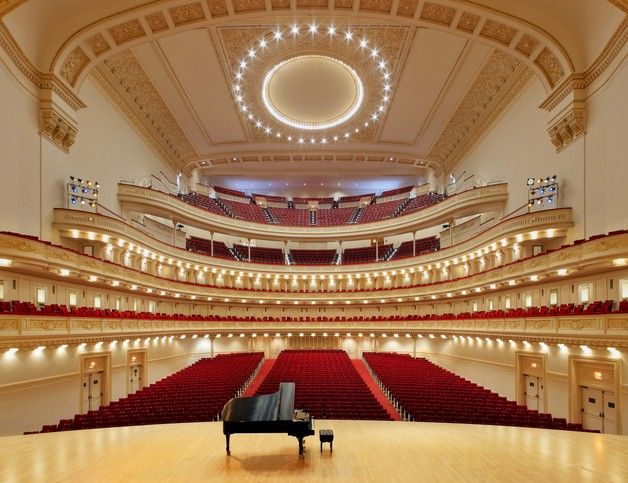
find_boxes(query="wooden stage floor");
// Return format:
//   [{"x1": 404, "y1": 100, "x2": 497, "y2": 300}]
[{"x1": 0, "y1": 420, "x2": 627, "y2": 482}]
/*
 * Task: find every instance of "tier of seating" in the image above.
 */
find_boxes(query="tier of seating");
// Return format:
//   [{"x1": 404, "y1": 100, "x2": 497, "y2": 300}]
[
  {"x1": 390, "y1": 237, "x2": 440, "y2": 260},
  {"x1": 179, "y1": 186, "x2": 447, "y2": 226},
  {"x1": 1, "y1": 300, "x2": 622, "y2": 320},
  {"x1": 290, "y1": 248, "x2": 337, "y2": 265},
  {"x1": 29, "y1": 353, "x2": 264, "y2": 433},
  {"x1": 400, "y1": 192, "x2": 447, "y2": 216},
  {"x1": 358, "y1": 200, "x2": 403, "y2": 224},
  {"x1": 255, "y1": 350, "x2": 391, "y2": 420},
  {"x1": 270, "y1": 207, "x2": 310, "y2": 226},
  {"x1": 180, "y1": 193, "x2": 225, "y2": 217},
  {"x1": 235, "y1": 244, "x2": 285, "y2": 264},
  {"x1": 186, "y1": 236, "x2": 235, "y2": 260},
  {"x1": 342, "y1": 244, "x2": 392, "y2": 264},
  {"x1": 363, "y1": 353, "x2": 589, "y2": 431},
  {"x1": 316, "y1": 207, "x2": 356, "y2": 226},
  {"x1": 219, "y1": 198, "x2": 267, "y2": 224}
]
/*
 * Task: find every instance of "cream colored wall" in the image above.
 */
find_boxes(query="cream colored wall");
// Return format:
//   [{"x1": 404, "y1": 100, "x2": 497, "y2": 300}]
[
  {"x1": 455, "y1": 57, "x2": 628, "y2": 240},
  {"x1": 0, "y1": 58, "x2": 175, "y2": 241},
  {"x1": 0, "y1": 57, "x2": 41, "y2": 238},
  {"x1": 0, "y1": 337, "x2": 211, "y2": 436}
]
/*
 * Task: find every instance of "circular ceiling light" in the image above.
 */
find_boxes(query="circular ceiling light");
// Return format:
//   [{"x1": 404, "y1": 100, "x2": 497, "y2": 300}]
[
  {"x1": 261, "y1": 55, "x2": 364, "y2": 131},
  {"x1": 231, "y1": 23, "x2": 394, "y2": 145}
]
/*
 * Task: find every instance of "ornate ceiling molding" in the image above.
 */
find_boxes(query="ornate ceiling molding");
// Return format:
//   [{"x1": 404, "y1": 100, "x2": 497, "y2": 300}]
[
  {"x1": 538, "y1": 18, "x2": 627, "y2": 152},
  {"x1": 46, "y1": 2, "x2": 572, "y2": 96},
  {"x1": 91, "y1": 50, "x2": 198, "y2": 170},
  {"x1": 428, "y1": 49, "x2": 533, "y2": 171},
  {"x1": 215, "y1": 22, "x2": 410, "y2": 145}
]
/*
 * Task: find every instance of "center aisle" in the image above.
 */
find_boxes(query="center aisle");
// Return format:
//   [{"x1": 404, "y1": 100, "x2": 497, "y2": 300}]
[
  {"x1": 242, "y1": 359, "x2": 276, "y2": 397},
  {"x1": 352, "y1": 359, "x2": 401, "y2": 421}
]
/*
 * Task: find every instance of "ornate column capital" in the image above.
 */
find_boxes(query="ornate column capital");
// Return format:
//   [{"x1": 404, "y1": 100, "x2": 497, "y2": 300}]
[
  {"x1": 38, "y1": 82, "x2": 82, "y2": 153},
  {"x1": 540, "y1": 80, "x2": 586, "y2": 152}
]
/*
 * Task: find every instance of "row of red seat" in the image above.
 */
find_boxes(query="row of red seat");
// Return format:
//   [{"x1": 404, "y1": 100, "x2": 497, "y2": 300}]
[
  {"x1": 255, "y1": 350, "x2": 391, "y2": 420},
  {"x1": 27, "y1": 352, "x2": 264, "y2": 434},
  {"x1": 180, "y1": 188, "x2": 446, "y2": 226},
  {"x1": 363, "y1": 353, "x2": 592, "y2": 431},
  {"x1": 1, "y1": 300, "x2": 624, "y2": 320}
]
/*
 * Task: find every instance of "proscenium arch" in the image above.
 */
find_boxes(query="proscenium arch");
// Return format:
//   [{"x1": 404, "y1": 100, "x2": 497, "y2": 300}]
[{"x1": 47, "y1": 0, "x2": 575, "y2": 97}]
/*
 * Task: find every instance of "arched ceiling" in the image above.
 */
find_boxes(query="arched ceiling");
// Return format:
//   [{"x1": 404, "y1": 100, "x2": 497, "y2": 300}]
[{"x1": 0, "y1": 0, "x2": 625, "y2": 177}]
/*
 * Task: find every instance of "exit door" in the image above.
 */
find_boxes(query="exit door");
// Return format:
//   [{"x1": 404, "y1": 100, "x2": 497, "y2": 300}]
[
  {"x1": 129, "y1": 364, "x2": 142, "y2": 394},
  {"x1": 524, "y1": 375, "x2": 544, "y2": 412},
  {"x1": 582, "y1": 387, "x2": 617, "y2": 434},
  {"x1": 82, "y1": 371, "x2": 104, "y2": 412}
]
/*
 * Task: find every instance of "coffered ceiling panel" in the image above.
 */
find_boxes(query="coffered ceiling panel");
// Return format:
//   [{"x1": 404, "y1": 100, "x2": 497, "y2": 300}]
[
  {"x1": 156, "y1": 28, "x2": 248, "y2": 145},
  {"x1": 378, "y1": 28, "x2": 467, "y2": 145}
]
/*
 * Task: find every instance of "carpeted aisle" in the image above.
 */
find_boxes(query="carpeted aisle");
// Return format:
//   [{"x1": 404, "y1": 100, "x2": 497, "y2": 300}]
[{"x1": 352, "y1": 359, "x2": 401, "y2": 421}]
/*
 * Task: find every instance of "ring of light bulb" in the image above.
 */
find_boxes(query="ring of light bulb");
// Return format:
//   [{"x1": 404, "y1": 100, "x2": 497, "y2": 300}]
[
  {"x1": 261, "y1": 55, "x2": 364, "y2": 131},
  {"x1": 232, "y1": 22, "x2": 394, "y2": 145}
]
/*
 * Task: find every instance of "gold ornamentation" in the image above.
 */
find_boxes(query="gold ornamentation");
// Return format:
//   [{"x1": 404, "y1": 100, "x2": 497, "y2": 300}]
[
  {"x1": 98, "y1": 50, "x2": 196, "y2": 164},
  {"x1": 534, "y1": 47, "x2": 565, "y2": 88},
  {"x1": 559, "y1": 319, "x2": 596, "y2": 330},
  {"x1": 28, "y1": 319, "x2": 67, "y2": 331},
  {"x1": 108, "y1": 19, "x2": 146, "y2": 45},
  {"x1": 39, "y1": 103, "x2": 78, "y2": 152},
  {"x1": 479, "y1": 19, "x2": 517, "y2": 45},
  {"x1": 607, "y1": 318, "x2": 628, "y2": 330},
  {"x1": 106, "y1": 320, "x2": 122, "y2": 329},
  {"x1": 420, "y1": 2, "x2": 457, "y2": 26},
  {"x1": 430, "y1": 50, "x2": 529, "y2": 166},
  {"x1": 515, "y1": 34, "x2": 539, "y2": 57},
  {"x1": 233, "y1": 0, "x2": 265, "y2": 12},
  {"x1": 360, "y1": 0, "x2": 393, "y2": 12},
  {"x1": 169, "y1": 2, "x2": 206, "y2": 25},
  {"x1": 207, "y1": 0, "x2": 229, "y2": 16},
  {"x1": 59, "y1": 47, "x2": 89, "y2": 86},
  {"x1": 396, "y1": 0, "x2": 419, "y2": 17},
  {"x1": 73, "y1": 320, "x2": 100, "y2": 330},
  {"x1": 456, "y1": 12, "x2": 479, "y2": 33},
  {"x1": 217, "y1": 24, "x2": 408, "y2": 144},
  {"x1": 145, "y1": 12, "x2": 169, "y2": 32},
  {"x1": 86, "y1": 34, "x2": 110, "y2": 56},
  {"x1": 548, "y1": 108, "x2": 585, "y2": 151},
  {"x1": 271, "y1": 0, "x2": 291, "y2": 8},
  {"x1": 335, "y1": 0, "x2": 353, "y2": 8},
  {"x1": 0, "y1": 319, "x2": 19, "y2": 331},
  {"x1": 296, "y1": 0, "x2": 328, "y2": 6}
]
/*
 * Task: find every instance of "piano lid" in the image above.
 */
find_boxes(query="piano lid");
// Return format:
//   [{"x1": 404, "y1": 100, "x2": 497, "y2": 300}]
[{"x1": 222, "y1": 382, "x2": 296, "y2": 423}]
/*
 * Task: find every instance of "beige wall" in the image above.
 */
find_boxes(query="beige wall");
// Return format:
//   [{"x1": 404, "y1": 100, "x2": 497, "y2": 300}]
[
  {"x1": 0, "y1": 59, "x2": 175, "y2": 241},
  {"x1": 454, "y1": 57, "x2": 628, "y2": 240}
]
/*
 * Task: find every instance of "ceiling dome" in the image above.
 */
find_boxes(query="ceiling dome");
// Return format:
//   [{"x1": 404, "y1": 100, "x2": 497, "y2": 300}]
[{"x1": 262, "y1": 55, "x2": 364, "y2": 131}]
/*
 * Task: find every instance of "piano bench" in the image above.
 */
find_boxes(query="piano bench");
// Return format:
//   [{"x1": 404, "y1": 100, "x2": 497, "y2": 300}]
[{"x1": 319, "y1": 429, "x2": 334, "y2": 453}]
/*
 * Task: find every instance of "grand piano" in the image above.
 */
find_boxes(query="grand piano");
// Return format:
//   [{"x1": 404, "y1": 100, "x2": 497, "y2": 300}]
[{"x1": 222, "y1": 382, "x2": 315, "y2": 456}]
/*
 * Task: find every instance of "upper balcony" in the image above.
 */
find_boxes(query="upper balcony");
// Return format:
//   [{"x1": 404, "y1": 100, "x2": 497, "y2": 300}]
[{"x1": 117, "y1": 183, "x2": 509, "y2": 242}]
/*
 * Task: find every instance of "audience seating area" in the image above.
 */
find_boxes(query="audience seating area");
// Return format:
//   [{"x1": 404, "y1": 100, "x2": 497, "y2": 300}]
[
  {"x1": 186, "y1": 237, "x2": 235, "y2": 260},
  {"x1": 400, "y1": 193, "x2": 447, "y2": 216},
  {"x1": 390, "y1": 237, "x2": 440, "y2": 260},
  {"x1": 363, "y1": 353, "x2": 589, "y2": 431},
  {"x1": 358, "y1": 200, "x2": 402, "y2": 224},
  {"x1": 235, "y1": 244, "x2": 285, "y2": 264},
  {"x1": 29, "y1": 353, "x2": 264, "y2": 433},
  {"x1": 255, "y1": 350, "x2": 391, "y2": 420},
  {"x1": 179, "y1": 186, "x2": 447, "y2": 226},
  {"x1": 0, "y1": 300, "x2": 623, "y2": 321}
]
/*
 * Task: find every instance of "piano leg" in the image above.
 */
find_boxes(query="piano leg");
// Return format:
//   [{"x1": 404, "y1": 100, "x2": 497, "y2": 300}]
[
  {"x1": 298, "y1": 437, "x2": 305, "y2": 458},
  {"x1": 225, "y1": 434, "x2": 231, "y2": 456}
]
